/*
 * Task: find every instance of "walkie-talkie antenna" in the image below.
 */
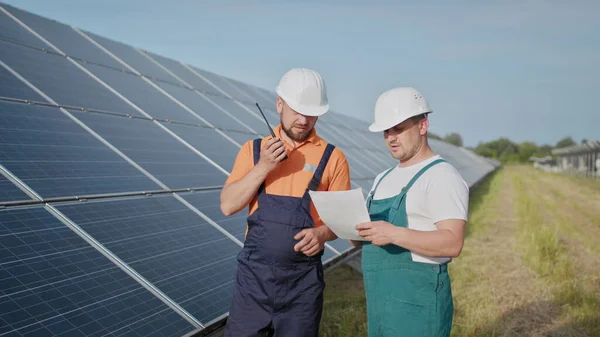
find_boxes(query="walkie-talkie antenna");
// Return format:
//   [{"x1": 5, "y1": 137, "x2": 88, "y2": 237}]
[
  {"x1": 255, "y1": 103, "x2": 276, "y2": 138},
  {"x1": 255, "y1": 102, "x2": 287, "y2": 161}
]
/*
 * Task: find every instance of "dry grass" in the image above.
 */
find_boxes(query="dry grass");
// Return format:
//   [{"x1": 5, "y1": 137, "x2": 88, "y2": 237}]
[{"x1": 319, "y1": 165, "x2": 600, "y2": 337}]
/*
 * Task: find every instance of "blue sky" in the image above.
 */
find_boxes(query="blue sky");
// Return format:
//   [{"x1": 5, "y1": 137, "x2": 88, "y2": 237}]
[{"x1": 3, "y1": 0, "x2": 599, "y2": 147}]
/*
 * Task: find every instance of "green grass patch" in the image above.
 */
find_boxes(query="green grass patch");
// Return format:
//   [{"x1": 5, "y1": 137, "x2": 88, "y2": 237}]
[
  {"x1": 320, "y1": 264, "x2": 367, "y2": 337},
  {"x1": 511, "y1": 168, "x2": 600, "y2": 336}
]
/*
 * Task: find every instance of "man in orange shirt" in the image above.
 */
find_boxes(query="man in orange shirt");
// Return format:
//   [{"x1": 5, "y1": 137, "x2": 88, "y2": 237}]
[{"x1": 220, "y1": 68, "x2": 351, "y2": 337}]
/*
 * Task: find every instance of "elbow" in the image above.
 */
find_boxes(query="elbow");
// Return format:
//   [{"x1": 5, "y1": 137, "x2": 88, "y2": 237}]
[
  {"x1": 447, "y1": 242, "x2": 464, "y2": 258},
  {"x1": 220, "y1": 202, "x2": 234, "y2": 216},
  {"x1": 219, "y1": 190, "x2": 234, "y2": 216}
]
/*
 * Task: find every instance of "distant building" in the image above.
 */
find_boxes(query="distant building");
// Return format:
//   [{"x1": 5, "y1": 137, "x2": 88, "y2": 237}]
[
  {"x1": 551, "y1": 141, "x2": 600, "y2": 179},
  {"x1": 529, "y1": 155, "x2": 558, "y2": 172}
]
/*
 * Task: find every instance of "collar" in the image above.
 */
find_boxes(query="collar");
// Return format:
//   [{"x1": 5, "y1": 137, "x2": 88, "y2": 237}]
[{"x1": 274, "y1": 124, "x2": 322, "y2": 147}]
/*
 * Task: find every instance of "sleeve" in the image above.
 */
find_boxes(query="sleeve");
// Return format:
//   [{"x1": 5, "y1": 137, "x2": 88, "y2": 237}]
[
  {"x1": 327, "y1": 148, "x2": 351, "y2": 191},
  {"x1": 427, "y1": 166, "x2": 470, "y2": 224},
  {"x1": 224, "y1": 140, "x2": 253, "y2": 185}
]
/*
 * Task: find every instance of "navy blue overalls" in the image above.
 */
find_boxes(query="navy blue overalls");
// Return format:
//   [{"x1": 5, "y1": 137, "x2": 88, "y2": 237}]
[{"x1": 224, "y1": 138, "x2": 336, "y2": 337}]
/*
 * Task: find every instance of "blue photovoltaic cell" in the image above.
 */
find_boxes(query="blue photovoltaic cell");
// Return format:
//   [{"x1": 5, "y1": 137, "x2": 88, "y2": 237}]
[
  {"x1": 143, "y1": 51, "x2": 226, "y2": 97},
  {"x1": 79, "y1": 62, "x2": 206, "y2": 125},
  {"x1": 221, "y1": 77, "x2": 270, "y2": 105},
  {"x1": 0, "y1": 6, "x2": 47, "y2": 48},
  {"x1": 160, "y1": 122, "x2": 239, "y2": 173},
  {"x1": 0, "y1": 174, "x2": 29, "y2": 203},
  {"x1": 190, "y1": 66, "x2": 253, "y2": 104},
  {"x1": 3, "y1": 5, "x2": 124, "y2": 69},
  {"x1": 0, "y1": 206, "x2": 194, "y2": 337},
  {"x1": 152, "y1": 80, "x2": 258, "y2": 135},
  {"x1": 0, "y1": 101, "x2": 161, "y2": 198},
  {"x1": 238, "y1": 101, "x2": 279, "y2": 128},
  {"x1": 83, "y1": 31, "x2": 175, "y2": 82},
  {"x1": 55, "y1": 195, "x2": 242, "y2": 324},
  {"x1": 69, "y1": 110, "x2": 228, "y2": 189},
  {"x1": 0, "y1": 65, "x2": 44, "y2": 102},
  {"x1": 0, "y1": 39, "x2": 144, "y2": 117},
  {"x1": 179, "y1": 190, "x2": 248, "y2": 242},
  {"x1": 202, "y1": 95, "x2": 271, "y2": 137}
]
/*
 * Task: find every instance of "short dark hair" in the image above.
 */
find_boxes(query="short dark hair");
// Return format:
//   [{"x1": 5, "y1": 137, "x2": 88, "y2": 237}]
[{"x1": 410, "y1": 113, "x2": 429, "y2": 124}]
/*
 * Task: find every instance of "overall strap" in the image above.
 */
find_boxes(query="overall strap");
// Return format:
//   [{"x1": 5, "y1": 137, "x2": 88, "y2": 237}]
[
  {"x1": 404, "y1": 158, "x2": 446, "y2": 191},
  {"x1": 366, "y1": 166, "x2": 395, "y2": 208},
  {"x1": 390, "y1": 158, "x2": 446, "y2": 213},
  {"x1": 302, "y1": 144, "x2": 336, "y2": 213},
  {"x1": 253, "y1": 138, "x2": 265, "y2": 194},
  {"x1": 307, "y1": 143, "x2": 336, "y2": 191}
]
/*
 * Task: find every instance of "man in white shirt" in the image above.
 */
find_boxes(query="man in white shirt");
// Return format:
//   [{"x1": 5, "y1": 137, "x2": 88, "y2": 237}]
[{"x1": 354, "y1": 87, "x2": 469, "y2": 337}]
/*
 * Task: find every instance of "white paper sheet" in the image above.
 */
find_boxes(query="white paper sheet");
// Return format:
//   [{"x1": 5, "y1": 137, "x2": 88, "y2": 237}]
[{"x1": 308, "y1": 188, "x2": 370, "y2": 241}]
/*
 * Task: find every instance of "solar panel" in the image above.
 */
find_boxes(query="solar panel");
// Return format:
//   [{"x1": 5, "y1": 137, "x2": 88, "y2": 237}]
[
  {"x1": 178, "y1": 191, "x2": 248, "y2": 242},
  {"x1": 0, "y1": 8, "x2": 47, "y2": 48},
  {"x1": 3, "y1": 6, "x2": 124, "y2": 70},
  {"x1": 0, "y1": 174, "x2": 30, "y2": 203},
  {"x1": 0, "y1": 2, "x2": 499, "y2": 336},
  {"x1": 68, "y1": 110, "x2": 228, "y2": 189},
  {"x1": 0, "y1": 65, "x2": 44, "y2": 102},
  {"x1": 76, "y1": 63, "x2": 209, "y2": 125},
  {"x1": 0, "y1": 39, "x2": 143, "y2": 117},
  {"x1": 0, "y1": 100, "x2": 161, "y2": 198},
  {"x1": 53, "y1": 195, "x2": 241, "y2": 325},
  {"x1": 0, "y1": 206, "x2": 195, "y2": 337}
]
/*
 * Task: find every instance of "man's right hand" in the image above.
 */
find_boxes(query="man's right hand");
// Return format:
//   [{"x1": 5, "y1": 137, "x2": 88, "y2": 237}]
[{"x1": 256, "y1": 137, "x2": 287, "y2": 172}]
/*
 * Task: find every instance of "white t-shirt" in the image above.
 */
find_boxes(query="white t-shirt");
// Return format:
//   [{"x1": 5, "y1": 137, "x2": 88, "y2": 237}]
[{"x1": 369, "y1": 155, "x2": 469, "y2": 264}]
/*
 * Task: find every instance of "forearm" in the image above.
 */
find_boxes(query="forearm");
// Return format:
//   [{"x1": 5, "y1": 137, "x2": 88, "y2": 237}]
[
  {"x1": 392, "y1": 227, "x2": 463, "y2": 258},
  {"x1": 220, "y1": 165, "x2": 269, "y2": 216}
]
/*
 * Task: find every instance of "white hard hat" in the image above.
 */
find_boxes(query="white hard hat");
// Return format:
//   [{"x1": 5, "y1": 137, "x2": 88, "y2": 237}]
[
  {"x1": 275, "y1": 68, "x2": 329, "y2": 117},
  {"x1": 368, "y1": 87, "x2": 432, "y2": 132}
]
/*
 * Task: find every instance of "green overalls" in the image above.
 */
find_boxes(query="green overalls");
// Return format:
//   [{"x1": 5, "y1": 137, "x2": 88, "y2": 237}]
[{"x1": 362, "y1": 159, "x2": 454, "y2": 337}]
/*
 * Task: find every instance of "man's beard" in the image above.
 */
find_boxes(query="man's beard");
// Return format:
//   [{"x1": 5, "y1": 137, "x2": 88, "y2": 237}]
[{"x1": 282, "y1": 122, "x2": 311, "y2": 142}]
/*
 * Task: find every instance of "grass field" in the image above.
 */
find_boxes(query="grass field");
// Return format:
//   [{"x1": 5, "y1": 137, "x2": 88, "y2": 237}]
[{"x1": 319, "y1": 165, "x2": 600, "y2": 337}]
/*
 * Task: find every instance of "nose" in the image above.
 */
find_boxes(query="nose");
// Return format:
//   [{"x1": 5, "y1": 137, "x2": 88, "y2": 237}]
[
  {"x1": 297, "y1": 114, "x2": 309, "y2": 125},
  {"x1": 385, "y1": 131, "x2": 397, "y2": 142}
]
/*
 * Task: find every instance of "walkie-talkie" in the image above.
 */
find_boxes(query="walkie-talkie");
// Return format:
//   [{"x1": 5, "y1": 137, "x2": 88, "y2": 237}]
[{"x1": 255, "y1": 103, "x2": 288, "y2": 161}]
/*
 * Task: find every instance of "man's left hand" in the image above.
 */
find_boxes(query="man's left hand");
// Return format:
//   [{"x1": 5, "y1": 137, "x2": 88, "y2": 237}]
[
  {"x1": 356, "y1": 221, "x2": 399, "y2": 246},
  {"x1": 294, "y1": 227, "x2": 327, "y2": 256}
]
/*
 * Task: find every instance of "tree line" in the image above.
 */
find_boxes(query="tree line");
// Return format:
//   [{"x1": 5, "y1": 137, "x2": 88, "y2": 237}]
[{"x1": 428, "y1": 132, "x2": 581, "y2": 164}]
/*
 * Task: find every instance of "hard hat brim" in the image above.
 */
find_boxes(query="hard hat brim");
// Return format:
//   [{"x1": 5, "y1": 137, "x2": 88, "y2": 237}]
[
  {"x1": 276, "y1": 89, "x2": 329, "y2": 117},
  {"x1": 368, "y1": 111, "x2": 432, "y2": 132}
]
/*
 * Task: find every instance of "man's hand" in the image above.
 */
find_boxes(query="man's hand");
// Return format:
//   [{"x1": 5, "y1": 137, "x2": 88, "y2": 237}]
[
  {"x1": 355, "y1": 221, "x2": 399, "y2": 246},
  {"x1": 256, "y1": 137, "x2": 287, "y2": 173},
  {"x1": 294, "y1": 227, "x2": 328, "y2": 256}
]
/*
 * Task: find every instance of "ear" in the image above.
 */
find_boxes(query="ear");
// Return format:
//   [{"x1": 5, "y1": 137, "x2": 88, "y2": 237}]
[
  {"x1": 419, "y1": 118, "x2": 429, "y2": 136},
  {"x1": 276, "y1": 97, "x2": 283, "y2": 114}
]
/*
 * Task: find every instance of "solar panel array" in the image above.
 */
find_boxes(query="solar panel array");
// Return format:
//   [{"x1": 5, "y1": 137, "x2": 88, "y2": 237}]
[{"x1": 0, "y1": 3, "x2": 499, "y2": 336}]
